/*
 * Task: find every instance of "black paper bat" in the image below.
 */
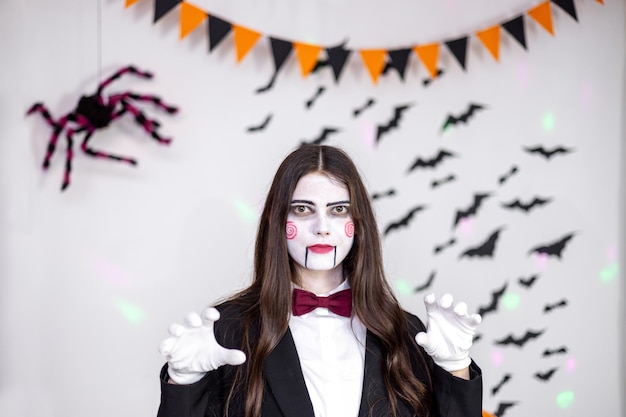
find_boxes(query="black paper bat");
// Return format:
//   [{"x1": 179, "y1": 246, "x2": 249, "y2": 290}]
[
  {"x1": 300, "y1": 127, "x2": 341, "y2": 146},
  {"x1": 353, "y1": 98, "x2": 376, "y2": 117},
  {"x1": 376, "y1": 104, "x2": 413, "y2": 144},
  {"x1": 498, "y1": 165, "x2": 518, "y2": 185},
  {"x1": 518, "y1": 274, "x2": 539, "y2": 288},
  {"x1": 434, "y1": 237, "x2": 456, "y2": 254},
  {"x1": 501, "y1": 196, "x2": 552, "y2": 213},
  {"x1": 453, "y1": 192, "x2": 491, "y2": 228},
  {"x1": 441, "y1": 102, "x2": 486, "y2": 131},
  {"x1": 414, "y1": 271, "x2": 436, "y2": 292},
  {"x1": 477, "y1": 282, "x2": 508, "y2": 317},
  {"x1": 493, "y1": 401, "x2": 518, "y2": 417},
  {"x1": 495, "y1": 329, "x2": 544, "y2": 347},
  {"x1": 305, "y1": 86, "x2": 326, "y2": 109},
  {"x1": 255, "y1": 72, "x2": 278, "y2": 94},
  {"x1": 528, "y1": 232, "x2": 575, "y2": 259},
  {"x1": 431, "y1": 174, "x2": 456, "y2": 188},
  {"x1": 246, "y1": 114, "x2": 273, "y2": 132},
  {"x1": 371, "y1": 188, "x2": 396, "y2": 200},
  {"x1": 459, "y1": 227, "x2": 503, "y2": 259},
  {"x1": 422, "y1": 69, "x2": 444, "y2": 87},
  {"x1": 408, "y1": 149, "x2": 456, "y2": 173},
  {"x1": 491, "y1": 373, "x2": 512, "y2": 396},
  {"x1": 383, "y1": 205, "x2": 426, "y2": 237},
  {"x1": 544, "y1": 299, "x2": 568, "y2": 313},
  {"x1": 543, "y1": 346, "x2": 568, "y2": 357},
  {"x1": 534, "y1": 367, "x2": 558, "y2": 381},
  {"x1": 473, "y1": 333, "x2": 482, "y2": 343},
  {"x1": 524, "y1": 145, "x2": 574, "y2": 160}
]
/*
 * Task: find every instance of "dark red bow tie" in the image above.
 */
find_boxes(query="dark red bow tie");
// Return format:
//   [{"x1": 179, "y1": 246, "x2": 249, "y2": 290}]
[{"x1": 292, "y1": 288, "x2": 352, "y2": 317}]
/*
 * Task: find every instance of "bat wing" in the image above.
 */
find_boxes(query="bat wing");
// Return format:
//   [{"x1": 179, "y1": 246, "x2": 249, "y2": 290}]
[
  {"x1": 383, "y1": 206, "x2": 425, "y2": 236},
  {"x1": 460, "y1": 228, "x2": 502, "y2": 258}
]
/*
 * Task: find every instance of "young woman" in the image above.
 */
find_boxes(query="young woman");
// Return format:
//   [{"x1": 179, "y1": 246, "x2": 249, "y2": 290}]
[{"x1": 157, "y1": 145, "x2": 483, "y2": 417}]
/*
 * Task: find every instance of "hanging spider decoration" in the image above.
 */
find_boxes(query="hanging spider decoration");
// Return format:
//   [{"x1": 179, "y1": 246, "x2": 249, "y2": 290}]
[{"x1": 26, "y1": 65, "x2": 179, "y2": 191}]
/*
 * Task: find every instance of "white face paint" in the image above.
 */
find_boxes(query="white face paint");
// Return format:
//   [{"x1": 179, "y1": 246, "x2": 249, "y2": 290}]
[{"x1": 286, "y1": 172, "x2": 355, "y2": 273}]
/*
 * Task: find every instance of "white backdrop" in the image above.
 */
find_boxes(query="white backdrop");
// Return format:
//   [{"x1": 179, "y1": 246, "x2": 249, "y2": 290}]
[{"x1": 0, "y1": 0, "x2": 624, "y2": 416}]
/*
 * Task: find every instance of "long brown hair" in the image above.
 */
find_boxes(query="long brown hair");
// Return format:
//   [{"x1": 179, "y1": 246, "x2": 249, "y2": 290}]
[{"x1": 229, "y1": 145, "x2": 433, "y2": 417}]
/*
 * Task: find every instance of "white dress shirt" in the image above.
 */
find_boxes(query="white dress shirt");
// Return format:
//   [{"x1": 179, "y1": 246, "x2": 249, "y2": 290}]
[{"x1": 289, "y1": 280, "x2": 367, "y2": 417}]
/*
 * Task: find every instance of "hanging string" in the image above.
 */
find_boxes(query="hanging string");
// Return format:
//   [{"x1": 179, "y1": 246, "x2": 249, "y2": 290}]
[{"x1": 96, "y1": 0, "x2": 103, "y2": 82}]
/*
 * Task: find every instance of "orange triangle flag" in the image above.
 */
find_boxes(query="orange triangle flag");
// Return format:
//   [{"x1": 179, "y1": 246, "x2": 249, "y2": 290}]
[
  {"x1": 528, "y1": 1, "x2": 554, "y2": 36},
  {"x1": 482, "y1": 411, "x2": 496, "y2": 417},
  {"x1": 595, "y1": 0, "x2": 604, "y2": 3},
  {"x1": 124, "y1": 0, "x2": 140, "y2": 8},
  {"x1": 179, "y1": 2, "x2": 206, "y2": 40},
  {"x1": 233, "y1": 25, "x2": 262, "y2": 63},
  {"x1": 293, "y1": 42, "x2": 323, "y2": 78},
  {"x1": 476, "y1": 25, "x2": 500, "y2": 61},
  {"x1": 359, "y1": 49, "x2": 387, "y2": 84},
  {"x1": 413, "y1": 43, "x2": 440, "y2": 78}
]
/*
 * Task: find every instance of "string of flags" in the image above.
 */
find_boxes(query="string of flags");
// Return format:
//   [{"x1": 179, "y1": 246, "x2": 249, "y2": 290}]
[{"x1": 124, "y1": 0, "x2": 604, "y2": 84}]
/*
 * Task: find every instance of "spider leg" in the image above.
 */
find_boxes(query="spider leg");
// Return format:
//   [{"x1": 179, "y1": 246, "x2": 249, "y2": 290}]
[
  {"x1": 96, "y1": 66, "x2": 153, "y2": 96},
  {"x1": 79, "y1": 124, "x2": 138, "y2": 166},
  {"x1": 26, "y1": 103, "x2": 70, "y2": 170},
  {"x1": 121, "y1": 100, "x2": 173, "y2": 145},
  {"x1": 61, "y1": 126, "x2": 85, "y2": 191},
  {"x1": 125, "y1": 92, "x2": 179, "y2": 114}
]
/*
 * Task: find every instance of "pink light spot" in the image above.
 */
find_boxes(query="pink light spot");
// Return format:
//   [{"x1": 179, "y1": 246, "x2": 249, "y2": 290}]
[
  {"x1": 517, "y1": 58, "x2": 530, "y2": 91},
  {"x1": 492, "y1": 349, "x2": 504, "y2": 366},
  {"x1": 566, "y1": 357, "x2": 576, "y2": 372},
  {"x1": 458, "y1": 217, "x2": 473, "y2": 236},
  {"x1": 359, "y1": 122, "x2": 377, "y2": 149},
  {"x1": 607, "y1": 244, "x2": 617, "y2": 262},
  {"x1": 535, "y1": 253, "x2": 548, "y2": 269}
]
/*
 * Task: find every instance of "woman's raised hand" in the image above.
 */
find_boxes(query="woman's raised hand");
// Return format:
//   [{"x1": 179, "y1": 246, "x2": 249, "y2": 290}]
[{"x1": 159, "y1": 307, "x2": 247, "y2": 384}]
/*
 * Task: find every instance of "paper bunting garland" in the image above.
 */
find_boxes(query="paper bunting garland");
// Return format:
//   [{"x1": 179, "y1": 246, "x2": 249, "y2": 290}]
[{"x1": 125, "y1": 0, "x2": 603, "y2": 84}]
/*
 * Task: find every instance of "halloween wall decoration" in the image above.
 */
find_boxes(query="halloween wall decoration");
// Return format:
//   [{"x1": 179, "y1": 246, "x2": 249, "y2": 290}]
[
  {"x1": 124, "y1": 0, "x2": 603, "y2": 86},
  {"x1": 26, "y1": 65, "x2": 178, "y2": 191}
]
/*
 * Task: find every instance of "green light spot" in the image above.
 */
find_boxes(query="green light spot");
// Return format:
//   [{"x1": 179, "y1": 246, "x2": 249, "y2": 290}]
[
  {"x1": 395, "y1": 279, "x2": 412, "y2": 296},
  {"x1": 502, "y1": 293, "x2": 520, "y2": 310},
  {"x1": 116, "y1": 300, "x2": 145, "y2": 325},
  {"x1": 233, "y1": 199, "x2": 257, "y2": 223},
  {"x1": 542, "y1": 113, "x2": 555, "y2": 132},
  {"x1": 556, "y1": 390, "x2": 574, "y2": 408},
  {"x1": 600, "y1": 262, "x2": 618, "y2": 283}
]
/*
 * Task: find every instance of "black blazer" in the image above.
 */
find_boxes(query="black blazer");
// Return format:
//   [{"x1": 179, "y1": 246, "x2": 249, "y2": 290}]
[{"x1": 157, "y1": 301, "x2": 483, "y2": 417}]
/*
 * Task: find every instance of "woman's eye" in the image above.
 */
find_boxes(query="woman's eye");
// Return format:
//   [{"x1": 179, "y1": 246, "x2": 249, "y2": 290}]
[
  {"x1": 332, "y1": 205, "x2": 350, "y2": 215},
  {"x1": 292, "y1": 205, "x2": 311, "y2": 214}
]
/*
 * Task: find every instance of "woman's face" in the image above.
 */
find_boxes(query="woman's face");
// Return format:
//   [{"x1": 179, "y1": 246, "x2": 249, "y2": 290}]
[{"x1": 286, "y1": 172, "x2": 355, "y2": 272}]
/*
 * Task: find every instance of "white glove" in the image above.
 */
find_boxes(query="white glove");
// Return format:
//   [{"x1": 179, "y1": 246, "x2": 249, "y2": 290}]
[
  {"x1": 159, "y1": 307, "x2": 247, "y2": 384},
  {"x1": 415, "y1": 293, "x2": 481, "y2": 372}
]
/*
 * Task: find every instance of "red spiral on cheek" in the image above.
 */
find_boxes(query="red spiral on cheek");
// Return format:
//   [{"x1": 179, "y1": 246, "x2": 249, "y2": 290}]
[
  {"x1": 344, "y1": 221, "x2": 354, "y2": 238},
  {"x1": 286, "y1": 222, "x2": 298, "y2": 240}
]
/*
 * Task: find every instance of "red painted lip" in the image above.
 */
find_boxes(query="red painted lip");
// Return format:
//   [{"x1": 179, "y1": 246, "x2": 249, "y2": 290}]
[{"x1": 308, "y1": 244, "x2": 335, "y2": 254}]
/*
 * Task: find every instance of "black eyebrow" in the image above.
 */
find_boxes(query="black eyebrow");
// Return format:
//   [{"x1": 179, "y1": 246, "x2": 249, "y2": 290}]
[
  {"x1": 291, "y1": 199, "x2": 314, "y2": 205},
  {"x1": 290, "y1": 199, "x2": 350, "y2": 207},
  {"x1": 327, "y1": 200, "x2": 350, "y2": 207}
]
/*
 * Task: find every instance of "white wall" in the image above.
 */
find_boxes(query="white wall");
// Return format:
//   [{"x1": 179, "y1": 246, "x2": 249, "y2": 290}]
[{"x1": 0, "y1": 0, "x2": 624, "y2": 416}]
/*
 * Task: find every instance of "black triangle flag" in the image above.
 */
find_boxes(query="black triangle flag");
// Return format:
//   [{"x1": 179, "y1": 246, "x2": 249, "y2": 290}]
[
  {"x1": 386, "y1": 48, "x2": 412, "y2": 80},
  {"x1": 502, "y1": 15, "x2": 527, "y2": 50},
  {"x1": 445, "y1": 37, "x2": 468, "y2": 71},
  {"x1": 154, "y1": 0, "x2": 181, "y2": 23},
  {"x1": 269, "y1": 37, "x2": 293, "y2": 73},
  {"x1": 208, "y1": 15, "x2": 232, "y2": 52},
  {"x1": 552, "y1": 0, "x2": 578, "y2": 22},
  {"x1": 326, "y1": 43, "x2": 351, "y2": 82}
]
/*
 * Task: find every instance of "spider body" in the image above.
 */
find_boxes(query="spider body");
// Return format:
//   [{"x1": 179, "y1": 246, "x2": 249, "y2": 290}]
[{"x1": 26, "y1": 65, "x2": 178, "y2": 191}]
